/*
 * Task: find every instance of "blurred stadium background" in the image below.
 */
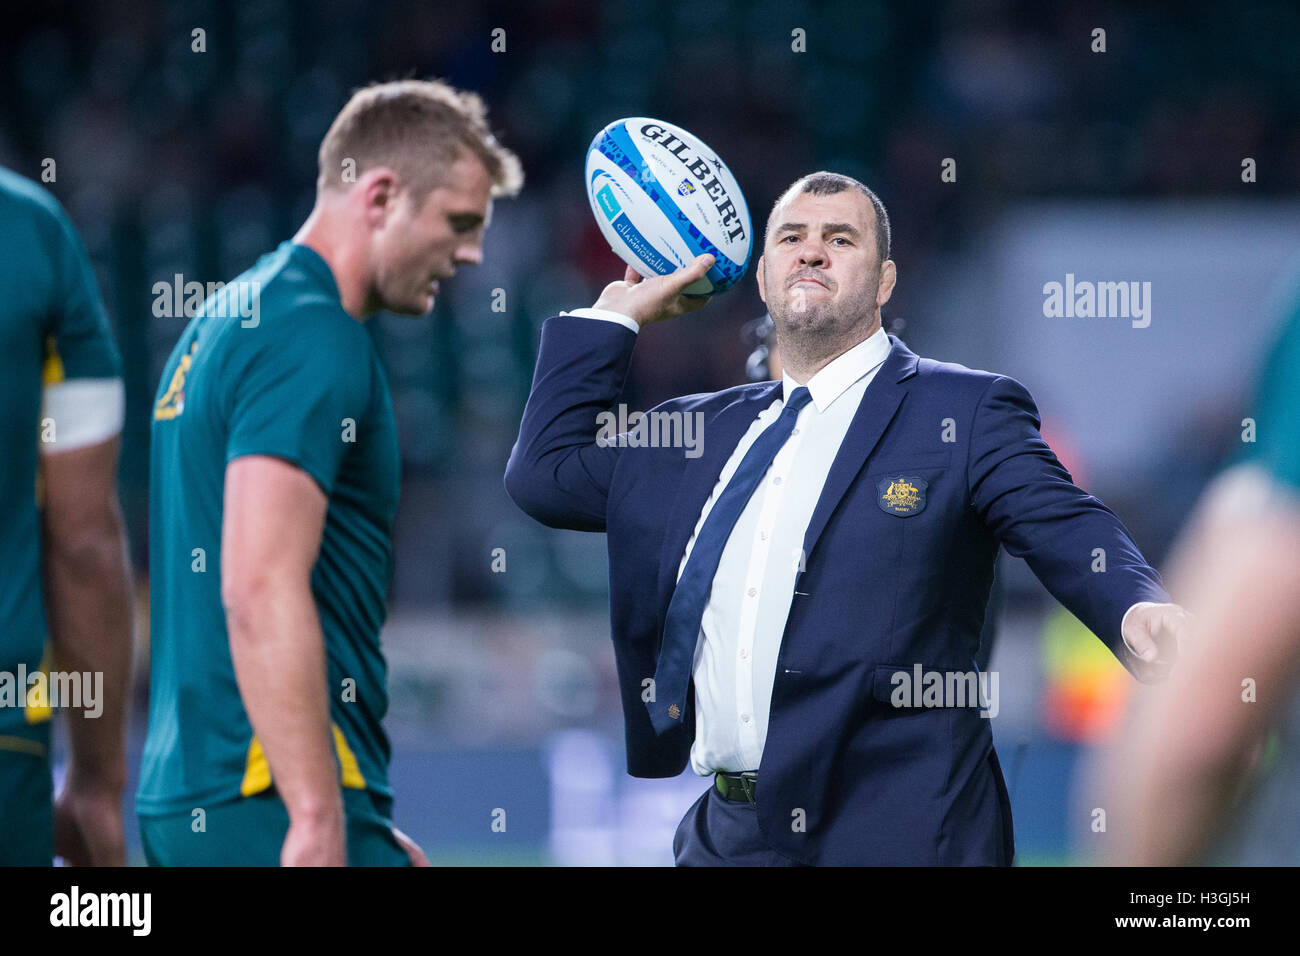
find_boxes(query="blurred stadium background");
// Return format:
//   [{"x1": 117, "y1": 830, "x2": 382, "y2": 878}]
[{"x1": 3, "y1": 0, "x2": 1299, "y2": 864}]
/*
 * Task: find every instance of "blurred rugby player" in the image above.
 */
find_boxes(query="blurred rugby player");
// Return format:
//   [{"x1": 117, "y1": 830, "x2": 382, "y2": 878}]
[
  {"x1": 0, "y1": 166, "x2": 133, "y2": 866},
  {"x1": 1101, "y1": 291, "x2": 1300, "y2": 865}
]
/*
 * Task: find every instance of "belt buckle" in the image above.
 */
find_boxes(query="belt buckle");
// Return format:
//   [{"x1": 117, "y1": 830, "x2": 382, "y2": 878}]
[{"x1": 738, "y1": 771, "x2": 758, "y2": 807}]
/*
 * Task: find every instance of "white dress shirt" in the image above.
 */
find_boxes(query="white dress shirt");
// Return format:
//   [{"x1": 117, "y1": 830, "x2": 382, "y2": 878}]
[
  {"x1": 562, "y1": 308, "x2": 1154, "y2": 773},
  {"x1": 673, "y1": 327, "x2": 892, "y2": 773}
]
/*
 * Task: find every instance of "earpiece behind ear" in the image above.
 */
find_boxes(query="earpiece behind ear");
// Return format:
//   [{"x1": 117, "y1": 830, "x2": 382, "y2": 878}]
[{"x1": 741, "y1": 312, "x2": 775, "y2": 382}]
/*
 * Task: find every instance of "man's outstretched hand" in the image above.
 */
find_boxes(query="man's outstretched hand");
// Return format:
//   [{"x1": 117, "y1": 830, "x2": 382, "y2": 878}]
[
  {"x1": 592, "y1": 255, "x2": 715, "y2": 327},
  {"x1": 1121, "y1": 601, "x2": 1193, "y2": 682}
]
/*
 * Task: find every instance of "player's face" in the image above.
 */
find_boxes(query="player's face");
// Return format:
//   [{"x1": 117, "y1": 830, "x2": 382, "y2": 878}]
[
  {"x1": 373, "y1": 153, "x2": 494, "y2": 315},
  {"x1": 757, "y1": 190, "x2": 889, "y2": 340}
]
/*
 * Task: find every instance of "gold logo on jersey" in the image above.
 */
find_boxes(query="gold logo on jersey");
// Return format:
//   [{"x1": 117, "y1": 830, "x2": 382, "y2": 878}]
[
  {"x1": 668, "y1": 704, "x2": 681, "y2": 720},
  {"x1": 42, "y1": 337, "x2": 65, "y2": 385},
  {"x1": 154, "y1": 341, "x2": 198, "y2": 420},
  {"x1": 876, "y1": 475, "x2": 928, "y2": 516}
]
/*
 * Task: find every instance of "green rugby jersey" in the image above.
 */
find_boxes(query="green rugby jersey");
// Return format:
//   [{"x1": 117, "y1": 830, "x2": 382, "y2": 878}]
[
  {"x1": 1241, "y1": 294, "x2": 1300, "y2": 491},
  {"x1": 0, "y1": 167, "x2": 121, "y2": 741},
  {"x1": 1204, "y1": 287, "x2": 1300, "y2": 865},
  {"x1": 138, "y1": 241, "x2": 401, "y2": 815}
]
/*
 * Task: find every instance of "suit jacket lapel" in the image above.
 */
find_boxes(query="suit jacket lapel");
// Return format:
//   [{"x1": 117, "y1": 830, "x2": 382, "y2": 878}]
[
  {"x1": 656, "y1": 380, "x2": 783, "y2": 616},
  {"x1": 800, "y1": 335, "x2": 920, "y2": 565}
]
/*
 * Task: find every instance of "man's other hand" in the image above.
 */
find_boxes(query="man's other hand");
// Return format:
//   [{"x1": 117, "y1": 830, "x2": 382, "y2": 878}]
[
  {"x1": 1122, "y1": 601, "x2": 1193, "y2": 682},
  {"x1": 281, "y1": 808, "x2": 346, "y2": 867},
  {"x1": 53, "y1": 778, "x2": 125, "y2": 866},
  {"x1": 392, "y1": 826, "x2": 431, "y2": 866}
]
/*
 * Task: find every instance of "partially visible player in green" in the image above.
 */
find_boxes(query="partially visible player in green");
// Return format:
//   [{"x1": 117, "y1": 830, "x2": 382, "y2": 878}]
[
  {"x1": 138, "y1": 80, "x2": 522, "y2": 866},
  {"x1": 0, "y1": 166, "x2": 134, "y2": 866},
  {"x1": 1100, "y1": 280, "x2": 1300, "y2": 864}
]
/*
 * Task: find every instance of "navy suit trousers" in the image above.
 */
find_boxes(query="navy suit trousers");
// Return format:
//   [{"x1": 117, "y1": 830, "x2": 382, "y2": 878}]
[{"x1": 673, "y1": 783, "x2": 806, "y2": 867}]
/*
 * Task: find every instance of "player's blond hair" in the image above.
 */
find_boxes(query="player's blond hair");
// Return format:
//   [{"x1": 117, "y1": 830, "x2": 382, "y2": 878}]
[{"x1": 317, "y1": 79, "x2": 523, "y2": 202}]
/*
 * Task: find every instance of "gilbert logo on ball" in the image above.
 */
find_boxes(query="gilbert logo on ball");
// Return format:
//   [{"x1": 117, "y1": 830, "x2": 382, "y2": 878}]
[{"x1": 585, "y1": 117, "x2": 752, "y2": 297}]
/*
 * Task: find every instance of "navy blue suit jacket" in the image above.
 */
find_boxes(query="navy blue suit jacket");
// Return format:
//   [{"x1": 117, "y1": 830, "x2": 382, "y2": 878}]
[{"x1": 505, "y1": 315, "x2": 1170, "y2": 865}]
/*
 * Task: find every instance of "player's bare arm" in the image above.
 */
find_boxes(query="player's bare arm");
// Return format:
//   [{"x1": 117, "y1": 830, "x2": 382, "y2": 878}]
[
  {"x1": 1105, "y1": 471, "x2": 1300, "y2": 864},
  {"x1": 221, "y1": 455, "x2": 343, "y2": 867},
  {"x1": 40, "y1": 435, "x2": 133, "y2": 866}
]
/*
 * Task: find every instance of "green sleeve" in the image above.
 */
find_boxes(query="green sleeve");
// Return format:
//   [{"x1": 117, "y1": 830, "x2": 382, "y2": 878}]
[
  {"x1": 1241, "y1": 299, "x2": 1300, "y2": 492},
  {"x1": 43, "y1": 199, "x2": 121, "y2": 381},
  {"x1": 225, "y1": 314, "x2": 374, "y2": 496}
]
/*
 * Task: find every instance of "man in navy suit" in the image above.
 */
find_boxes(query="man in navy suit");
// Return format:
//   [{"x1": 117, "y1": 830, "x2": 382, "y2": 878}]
[{"x1": 506, "y1": 172, "x2": 1190, "y2": 865}]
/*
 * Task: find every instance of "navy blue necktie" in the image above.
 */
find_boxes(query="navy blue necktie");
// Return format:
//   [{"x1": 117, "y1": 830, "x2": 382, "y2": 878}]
[{"x1": 648, "y1": 386, "x2": 813, "y2": 734}]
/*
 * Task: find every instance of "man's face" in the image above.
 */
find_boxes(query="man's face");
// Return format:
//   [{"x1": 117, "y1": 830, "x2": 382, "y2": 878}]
[
  {"x1": 757, "y1": 189, "x2": 891, "y2": 340},
  {"x1": 371, "y1": 152, "x2": 494, "y2": 315}
]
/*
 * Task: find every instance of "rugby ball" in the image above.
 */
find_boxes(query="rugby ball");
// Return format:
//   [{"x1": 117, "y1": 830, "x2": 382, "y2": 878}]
[{"x1": 585, "y1": 117, "x2": 751, "y2": 296}]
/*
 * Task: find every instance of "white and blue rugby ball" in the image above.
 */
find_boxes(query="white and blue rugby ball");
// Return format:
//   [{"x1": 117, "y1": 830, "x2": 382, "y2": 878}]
[{"x1": 585, "y1": 117, "x2": 752, "y2": 296}]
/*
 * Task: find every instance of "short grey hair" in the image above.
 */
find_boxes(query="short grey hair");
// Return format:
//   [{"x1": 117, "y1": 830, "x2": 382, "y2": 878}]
[{"x1": 767, "y1": 171, "x2": 890, "y2": 264}]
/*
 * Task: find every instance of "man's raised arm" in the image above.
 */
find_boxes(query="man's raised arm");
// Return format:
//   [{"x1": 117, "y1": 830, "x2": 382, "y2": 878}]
[{"x1": 504, "y1": 255, "x2": 714, "y2": 530}]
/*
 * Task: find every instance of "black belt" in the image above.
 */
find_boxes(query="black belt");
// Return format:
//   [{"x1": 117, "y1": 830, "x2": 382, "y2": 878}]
[{"x1": 714, "y1": 771, "x2": 758, "y2": 806}]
